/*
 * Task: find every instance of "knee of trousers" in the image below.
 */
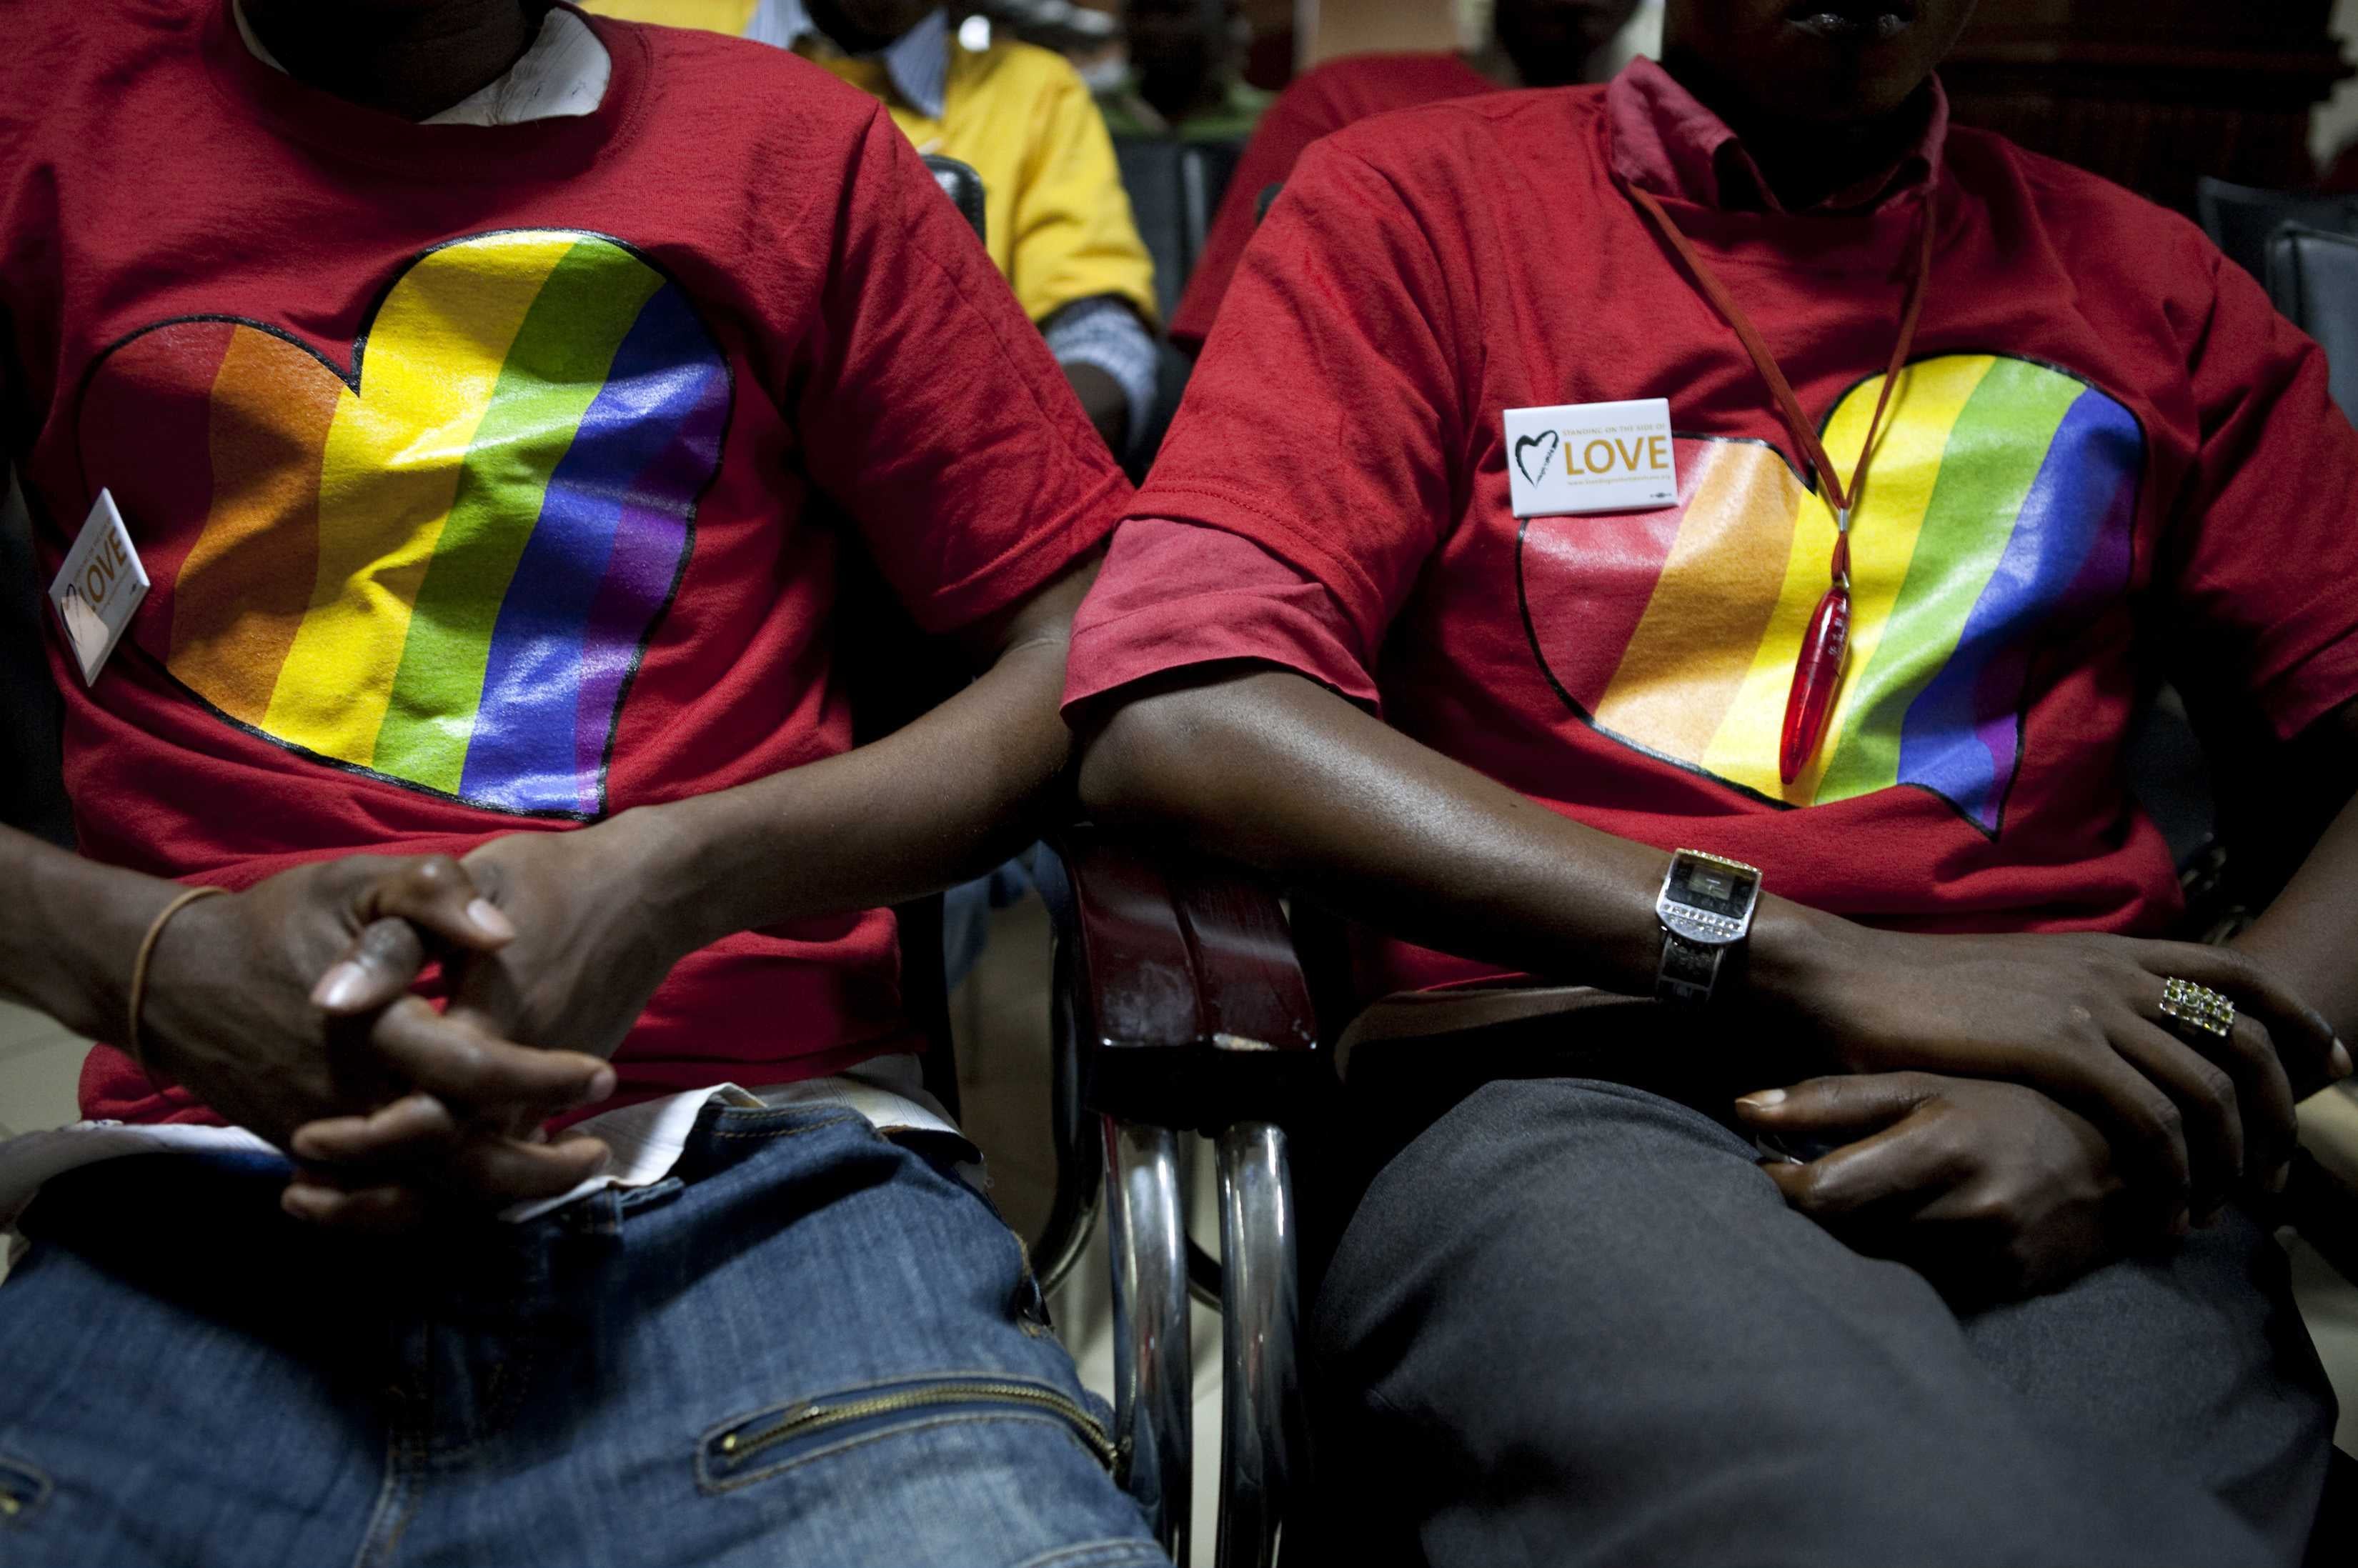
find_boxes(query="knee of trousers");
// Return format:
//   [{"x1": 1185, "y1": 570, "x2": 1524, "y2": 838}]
[{"x1": 1315, "y1": 1077, "x2": 1784, "y2": 1334}]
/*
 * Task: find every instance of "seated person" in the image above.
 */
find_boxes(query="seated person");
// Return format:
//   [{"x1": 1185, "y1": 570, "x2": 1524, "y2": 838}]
[
  {"x1": 1095, "y1": 0, "x2": 1272, "y2": 142},
  {"x1": 592, "y1": 0, "x2": 1160, "y2": 455},
  {"x1": 1065, "y1": 0, "x2": 2357, "y2": 1562},
  {"x1": 1169, "y1": 0, "x2": 1639, "y2": 351},
  {"x1": 0, "y1": 5, "x2": 1162, "y2": 1566}
]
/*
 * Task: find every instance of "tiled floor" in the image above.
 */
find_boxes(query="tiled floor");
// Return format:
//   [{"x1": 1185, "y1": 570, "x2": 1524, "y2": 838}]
[
  {"x1": 0, "y1": 1000, "x2": 85, "y2": 1140},
  {"x1": 4, "y1": 900, "x2": 2354, "y2": 1564}
]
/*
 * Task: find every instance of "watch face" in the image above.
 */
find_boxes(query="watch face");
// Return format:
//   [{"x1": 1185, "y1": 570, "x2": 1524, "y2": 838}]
[{"x1": 1666, "y1": 856, "x2": 1757, "y2": 919}]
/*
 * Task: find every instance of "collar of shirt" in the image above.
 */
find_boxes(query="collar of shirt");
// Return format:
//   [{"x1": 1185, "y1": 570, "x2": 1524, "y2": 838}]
[
  {"x1": 745, "y1": 0, "x2": 949, "y2": 120},
  {"x1": 232, "y1": 0, "x2": 610, "y2": 126},
  {"x1": 1606, "y1": 54, "x2": 1946, "y2": 216}
]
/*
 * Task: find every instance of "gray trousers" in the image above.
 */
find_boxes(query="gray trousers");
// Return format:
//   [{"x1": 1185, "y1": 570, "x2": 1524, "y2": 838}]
[{"x1": 1308, "y1": 1077, "x2": 2338, "y2": 1567}]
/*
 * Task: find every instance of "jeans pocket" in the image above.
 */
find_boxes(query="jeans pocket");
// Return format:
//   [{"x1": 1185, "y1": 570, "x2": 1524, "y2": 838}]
[
  {"x1": 0, "y1": 1452, "x2": 50, "y2": 1524},
  {"x1": 697, "y1": 1372, "x2": 1119, "y2": 1495}
]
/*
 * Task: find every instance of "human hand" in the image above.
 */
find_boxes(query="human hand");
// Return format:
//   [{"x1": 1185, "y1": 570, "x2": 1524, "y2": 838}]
[
  {"x1": 288, "y1": 810, "x2": 699, "y2": 1224},
  {"x1": 135, "y1": 854, "x2": 618, "y2": 1212},
  {"x1": 1735, "y1": 1072, "x2": 2136, "y2": 1303},
  {"x1": 1773, "y1": 923, "x2": 2352, "y2": 1229}
]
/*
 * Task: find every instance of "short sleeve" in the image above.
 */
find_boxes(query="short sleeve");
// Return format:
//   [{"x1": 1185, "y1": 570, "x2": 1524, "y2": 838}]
[
  {"x1": 2163, "y1": 249, "x2": 2358, "y2": 739},
  {"x1": 1133, "y1": 137, "x2": 1469, "y2": 660},
  {"x1": 797, "y1": 108, "x2": 1130, "y2": 634},
  {"x1": 1168, "y1": 76, "x2": 1350, "y2": 350},
  {"x1": 1063, "y1": 516, "x2": 1378, "y2": 714},
  {"x1": 1007, "y1": 57, "x2": 1158, "y2": 327}
]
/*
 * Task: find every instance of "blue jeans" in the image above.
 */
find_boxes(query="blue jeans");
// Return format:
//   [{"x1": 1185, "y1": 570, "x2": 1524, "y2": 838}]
[{"x1": 0, "y1": 1102, "x2": 1166, "y2": 1568}]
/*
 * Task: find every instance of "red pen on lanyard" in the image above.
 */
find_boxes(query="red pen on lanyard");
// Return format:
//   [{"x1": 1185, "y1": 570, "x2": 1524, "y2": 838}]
[{"x1": 1627, "y1": 183, "x2": 1938, "y2": 784}]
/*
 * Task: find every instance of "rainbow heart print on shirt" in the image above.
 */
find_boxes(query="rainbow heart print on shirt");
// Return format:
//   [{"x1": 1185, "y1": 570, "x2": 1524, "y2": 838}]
[
  {"x1": 1518, "y1": 354, "x2": 2143, "y2": 835},
  {"x1": 79, "y1": 230, "x2": 730, "y2": 818}
]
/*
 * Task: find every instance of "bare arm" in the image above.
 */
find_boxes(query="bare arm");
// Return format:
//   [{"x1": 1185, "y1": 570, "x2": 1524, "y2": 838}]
[
  {"x1": 1062, "y1": 363, "x2": 1131, "y2": 455},
  {"x1": 1075, "y1": 666, "x2": 2347, "y2": 1222},
  {"x1": 1075, "y1": 666, "x2": 1819, "y2": 1000},
  {"x1": 2229, "y1": 699, "x2": 2358, "y2": 1041},
  {"x1": 0, "y1": 823, "x2": 191, "y2": 1041},
  {"x1": 308, "y1": 559, "x2": 1104, "y2": 1067},
  {"x1": 1736, "y1": 698, "x2": 2358, "y2": 1292},
  {"x1": 289, "y1": 559, "x2": 1103, "y2": 1224},
  {"x1": 627, "y1": 556, "x2": 1098, "y2": 953},
  {"x1": 0, "y1": 819, "x2": 617, "y2": 1208}
]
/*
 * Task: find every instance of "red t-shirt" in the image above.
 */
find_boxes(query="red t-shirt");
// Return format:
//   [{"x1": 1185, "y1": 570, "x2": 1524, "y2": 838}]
[
  {"x1": 2, "y1": 3, "x2": 1128, "y2": 1122},
  {"x1": 1068, "y1": 60, "x2": 2358, "y2": 998},
  {"x1": 1168, "y1": 51, "x2": 1497, "y2": 351}
]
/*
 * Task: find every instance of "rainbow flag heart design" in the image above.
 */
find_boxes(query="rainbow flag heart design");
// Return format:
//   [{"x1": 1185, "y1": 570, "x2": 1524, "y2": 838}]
[
  {"x1": 80, "y1": 230, "x2": 730, "y2": 817},
  {"x1": 1518, "y1": 354, "x2": 2141, "y2": 835}
]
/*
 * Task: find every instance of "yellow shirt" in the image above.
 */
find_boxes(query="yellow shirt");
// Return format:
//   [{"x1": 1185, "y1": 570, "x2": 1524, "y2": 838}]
[
  {"x1": 584, "y1": 0, "x2": 760, "y2": 31},
  {"x1": 581, "y1": 4, "x2": 1157, "y2": 326}
]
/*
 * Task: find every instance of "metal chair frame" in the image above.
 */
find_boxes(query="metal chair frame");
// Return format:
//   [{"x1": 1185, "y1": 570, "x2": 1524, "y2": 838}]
[{"x1": 1047, "y1": 828, "x2": 1320, "y2": 1567}]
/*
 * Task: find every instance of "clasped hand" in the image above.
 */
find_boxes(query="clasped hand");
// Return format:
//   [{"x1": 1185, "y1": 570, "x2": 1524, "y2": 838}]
[
  {"x1": 141, "y1": 814, "x2": 691, "y2": 1232},
  {"x1": 1738, "y1": 924, "x2": 2356, "y2": 1298},
  {"x1": 1738, "y1": 1074, "x2": 2129, "y2": 1303}
]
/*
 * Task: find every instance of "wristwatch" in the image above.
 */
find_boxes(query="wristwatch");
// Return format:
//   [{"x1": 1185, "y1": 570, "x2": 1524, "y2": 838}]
[{"x1": 1654, "y1": 849, "x2": 1763, "y2": 1005}]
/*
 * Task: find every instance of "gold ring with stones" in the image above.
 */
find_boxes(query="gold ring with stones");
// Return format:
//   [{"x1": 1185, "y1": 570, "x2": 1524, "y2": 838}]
[{"x1": 2160, "y1": 977, "x2": 2236, "y2": 1039}]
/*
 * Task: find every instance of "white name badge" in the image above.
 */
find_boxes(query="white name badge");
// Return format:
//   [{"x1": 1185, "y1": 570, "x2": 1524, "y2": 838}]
[
  {"x1": 49, "y1": 489, "x2": 149, "y2": 686},
  {"x1": 1503, "y1": 398, "x2": 1678, "y2": 518}
]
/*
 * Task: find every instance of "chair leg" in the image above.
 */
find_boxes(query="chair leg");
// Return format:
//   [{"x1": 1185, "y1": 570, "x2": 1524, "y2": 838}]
[
  {"x1": 1214, "y1": 1122, "x2": 1299, "y2": 1568},
  {"x1": 1105, "y1": 1116, "x2": 1193, "y2": 1561},
  {"x1": 1036, "y1": 932, "x2": 1105, "y2": 1296}
]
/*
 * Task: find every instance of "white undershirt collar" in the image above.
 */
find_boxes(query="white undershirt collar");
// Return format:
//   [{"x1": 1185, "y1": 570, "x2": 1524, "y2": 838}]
[{"x1": 232, "y1": 1, "x2": 610, "y2": 126}]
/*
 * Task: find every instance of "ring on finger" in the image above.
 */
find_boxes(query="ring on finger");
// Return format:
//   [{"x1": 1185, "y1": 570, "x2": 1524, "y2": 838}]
[{"x1": 2160, "y1": 977, "x2": 2237, "y2": 1039}]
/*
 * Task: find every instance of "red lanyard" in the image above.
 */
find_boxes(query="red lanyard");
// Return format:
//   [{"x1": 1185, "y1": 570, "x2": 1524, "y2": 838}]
[{"x1": 1626, "y1": 184, "x2": 1938, "y2": 784}]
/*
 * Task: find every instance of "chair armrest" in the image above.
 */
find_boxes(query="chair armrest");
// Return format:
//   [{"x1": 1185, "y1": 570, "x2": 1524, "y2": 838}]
[{"x1": 1048, "y1": 824, "x2": 1325, "y2": 1131}]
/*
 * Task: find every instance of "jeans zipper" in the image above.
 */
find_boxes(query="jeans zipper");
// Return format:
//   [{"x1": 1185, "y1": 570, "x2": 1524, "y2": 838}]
[{"x1": 717, "y1": 1380, "x2": 1119, "y2": 1470}]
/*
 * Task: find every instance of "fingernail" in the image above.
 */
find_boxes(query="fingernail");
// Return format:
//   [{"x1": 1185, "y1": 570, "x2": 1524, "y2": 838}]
[
  {"x1": 2332, "y1": 1039, "x2": 2352, "y2": 1080},
  {"x1": 281, "y1": 1185, "x2": 330, "y2": 1221},
  {"x1": 2171, "y1": 1209, "x2": 2193, "y2": 1237},
  {"x1": 2268, "y1": 1161, "x2": 2292, "y2": 1195},
  {"x1": 587, "y1": 1065, "x2": 617, "y2": 1102},
  {"x1": 467, "y1": 898, "x2": 516, "y2": 941},
  {"x1": 312, "y1": 962, "x2": 368, "y2": 1012},
  {"x1": 1735, "y1": 1089, "x2": 1786, "y2": 1111}
]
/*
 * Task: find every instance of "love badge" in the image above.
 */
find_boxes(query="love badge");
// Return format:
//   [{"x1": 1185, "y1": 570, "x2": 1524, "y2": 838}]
[
  {"x1": 1503, "y1": 399, "x2": 1677, "y2": 519},
  {"x1": 49, "y1": 488, "x2": 149, "y2": 685}
]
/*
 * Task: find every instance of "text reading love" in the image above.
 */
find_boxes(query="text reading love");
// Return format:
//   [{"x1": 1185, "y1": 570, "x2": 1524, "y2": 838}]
[
  {"x1": 49, "y1": 488, "x2": 149, "y2": 685},
  {"x1": 1504, "y1": 398, "x2": 1678, "y2": 519}
]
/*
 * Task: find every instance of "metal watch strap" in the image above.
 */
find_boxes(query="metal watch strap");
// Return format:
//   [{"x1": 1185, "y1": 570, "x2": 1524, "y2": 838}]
[{"x1": 1656, "y1": 929, "x2": 1725, "y2": 1005}]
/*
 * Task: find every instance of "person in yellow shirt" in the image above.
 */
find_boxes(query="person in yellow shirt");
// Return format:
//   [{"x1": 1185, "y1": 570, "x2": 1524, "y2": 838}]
[{"x1": 591, "y1": 0, "x2": 1158, "y2": 454}]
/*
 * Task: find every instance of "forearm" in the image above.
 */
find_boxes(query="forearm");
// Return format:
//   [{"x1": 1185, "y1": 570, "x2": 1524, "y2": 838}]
[
  {"x1": 1061, "y1": 362, "x2": 1130, "y2": 454},
  {"x1": 1075, "y1": 668, "x2": 1838, "y2": 999},
  {"x1": 643, "y1": 579, "x2": 1088, "y2": 952},
  {"x1": 1044, "y1": 296, "x2": 1155, "y2": 457},
  {"x1": 2232, "y1": 786, "x2": 2358, "y2": 1040},
  {"x1": 0, "y1": 822, "x2": 184, "y2": 1041}
]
